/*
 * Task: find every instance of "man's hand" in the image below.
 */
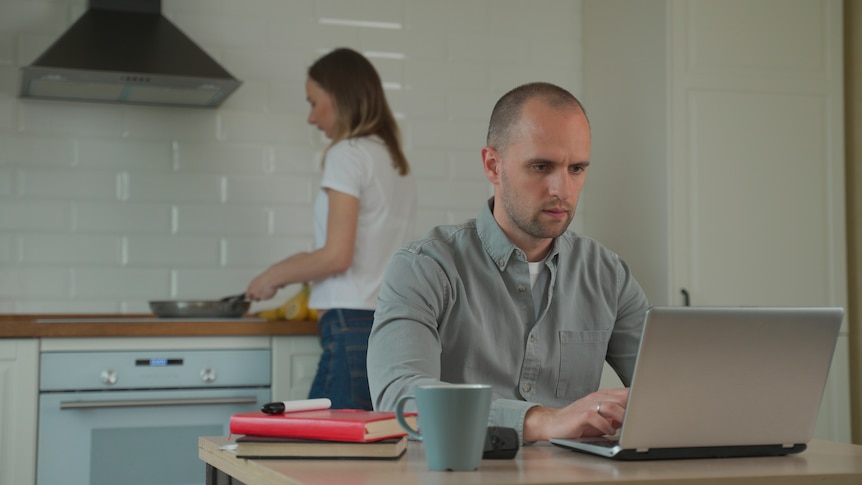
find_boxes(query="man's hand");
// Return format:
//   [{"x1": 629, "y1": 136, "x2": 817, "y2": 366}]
[{"x1": 523, "y1": 388, "x2": 630, "y2": 443}]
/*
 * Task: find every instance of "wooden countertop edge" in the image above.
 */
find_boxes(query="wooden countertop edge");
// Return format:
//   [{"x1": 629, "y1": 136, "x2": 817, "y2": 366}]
[{"x1": 0, "y1": 314, "x2": 319, "y2": 338}]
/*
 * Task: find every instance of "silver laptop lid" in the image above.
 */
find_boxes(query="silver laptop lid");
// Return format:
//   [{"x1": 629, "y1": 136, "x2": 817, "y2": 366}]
[{"x1": 619, "y1": 306, "x2": 843, "y2": 450}]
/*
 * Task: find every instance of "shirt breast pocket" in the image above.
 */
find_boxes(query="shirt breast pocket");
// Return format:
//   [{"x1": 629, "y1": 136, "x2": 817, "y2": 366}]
[{"x1": 556, "y1": 329, "x2": 611, "y2": 399}]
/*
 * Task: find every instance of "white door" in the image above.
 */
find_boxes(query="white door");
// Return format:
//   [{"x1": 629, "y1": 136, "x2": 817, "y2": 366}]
[{"x1": 584, "y1": 0, "x2": 850, "y2": 442}]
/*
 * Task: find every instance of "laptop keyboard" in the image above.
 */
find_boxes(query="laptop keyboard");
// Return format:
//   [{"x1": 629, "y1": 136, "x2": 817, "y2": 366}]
[{"x1": 579, "y1": 437, "x2": 620, "y2": 448}]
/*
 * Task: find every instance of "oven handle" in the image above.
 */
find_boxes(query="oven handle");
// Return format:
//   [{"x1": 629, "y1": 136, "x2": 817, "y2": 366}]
[{"x1": 59, "y1": 396, "x2": 259, "y2": 410}]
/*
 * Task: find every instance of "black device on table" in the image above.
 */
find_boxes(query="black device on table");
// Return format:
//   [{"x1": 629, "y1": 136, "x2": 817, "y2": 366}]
[{"x1": 483, "y1": 426, "x2": 519, "y2": 459}]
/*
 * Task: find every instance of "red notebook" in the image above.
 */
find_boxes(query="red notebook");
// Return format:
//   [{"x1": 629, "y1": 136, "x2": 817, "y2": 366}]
[{"x1": 229, "y1": 409, "x2": 417, "y2": 443}]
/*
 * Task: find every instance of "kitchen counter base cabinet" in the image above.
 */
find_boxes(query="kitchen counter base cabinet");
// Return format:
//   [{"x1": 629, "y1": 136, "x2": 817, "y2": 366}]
[
  {"x1": 0, "y1": 339, "x2": 39, "y2": 485},
  {"x1": 271, "y1": 335, "x2": 322, "y2": 401}
]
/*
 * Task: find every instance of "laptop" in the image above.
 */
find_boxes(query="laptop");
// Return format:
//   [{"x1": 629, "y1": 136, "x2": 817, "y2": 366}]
[{"x1": 551, "y1": 306, "x2": 844, "y2": 460}]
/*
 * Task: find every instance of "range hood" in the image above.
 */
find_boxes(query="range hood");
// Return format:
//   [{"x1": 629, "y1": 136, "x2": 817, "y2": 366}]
[{"x1": 19, "y1": 0, "x2": 241, "y2": 108}]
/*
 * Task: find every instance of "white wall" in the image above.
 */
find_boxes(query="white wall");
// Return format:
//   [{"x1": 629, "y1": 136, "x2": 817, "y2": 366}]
[{"x1": 0, "y1": 0, "x2": 585, "y2": 313}]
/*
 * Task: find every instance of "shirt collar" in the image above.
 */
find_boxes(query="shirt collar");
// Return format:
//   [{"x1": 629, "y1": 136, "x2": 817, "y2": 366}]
[{"x1": 477, "y1": 198, "x2": 560, "y2": 271}]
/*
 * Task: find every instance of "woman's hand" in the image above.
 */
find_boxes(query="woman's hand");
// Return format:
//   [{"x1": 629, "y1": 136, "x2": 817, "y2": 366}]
[{"x1": 246, "y1": 270, "x2": 281, "y2": 301}]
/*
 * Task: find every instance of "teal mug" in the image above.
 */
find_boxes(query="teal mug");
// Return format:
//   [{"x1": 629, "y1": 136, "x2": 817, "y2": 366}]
[{"x1": 395, "y1": 384, "x2": 492, "y2": 471}]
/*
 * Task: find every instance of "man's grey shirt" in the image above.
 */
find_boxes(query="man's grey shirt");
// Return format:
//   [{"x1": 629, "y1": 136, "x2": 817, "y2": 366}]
[{"x1": 368, "y1": 200, "x2": 650, "y2": 442}]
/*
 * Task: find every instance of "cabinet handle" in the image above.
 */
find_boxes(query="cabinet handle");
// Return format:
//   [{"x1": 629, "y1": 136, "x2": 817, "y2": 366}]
[
  {"x1": 681, "y1": 288, "x2": 690, "y2": 306},
  {"x1": 59, "y1": 396, "x2": 258, "y2": 410}
]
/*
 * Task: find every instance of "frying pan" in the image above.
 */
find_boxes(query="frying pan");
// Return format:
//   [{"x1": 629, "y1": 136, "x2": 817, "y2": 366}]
[{"x1": 149, "y1": 293, "x2": 250, "y2": 318}]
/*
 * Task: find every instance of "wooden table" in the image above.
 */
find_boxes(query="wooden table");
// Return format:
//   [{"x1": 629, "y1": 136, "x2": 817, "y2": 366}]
[{"x1": 199, "y1": 436, "x2": 862, "y2": 485}]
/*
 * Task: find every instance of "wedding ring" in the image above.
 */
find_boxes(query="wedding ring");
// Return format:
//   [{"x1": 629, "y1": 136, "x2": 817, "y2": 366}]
[{"x1": 596, "y1": 402, "x2": 602, "y2": 415}]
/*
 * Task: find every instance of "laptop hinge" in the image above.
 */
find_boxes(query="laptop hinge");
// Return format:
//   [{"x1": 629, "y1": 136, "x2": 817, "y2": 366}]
[
  {"x1": 636, "y1": 448, "x2": 649, "y2": 453},
  {"x1": 782, "y1": 443, "x2": 795, "y2": 448}
]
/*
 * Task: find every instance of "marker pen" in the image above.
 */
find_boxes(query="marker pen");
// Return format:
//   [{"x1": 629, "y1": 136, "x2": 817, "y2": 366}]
[{"x1": 260, "y1": 398, "x2": 332, "y2": 414}]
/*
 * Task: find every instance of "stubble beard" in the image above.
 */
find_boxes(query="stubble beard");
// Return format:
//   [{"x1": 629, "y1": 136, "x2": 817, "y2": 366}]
[{"x1": 499, "y1": 179, "x2": 574, "y2": 241}]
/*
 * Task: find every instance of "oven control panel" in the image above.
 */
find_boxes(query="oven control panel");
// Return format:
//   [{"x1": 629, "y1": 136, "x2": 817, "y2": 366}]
[{"x1": 39, "y1": 349, "x2": 271, "y2": 391}]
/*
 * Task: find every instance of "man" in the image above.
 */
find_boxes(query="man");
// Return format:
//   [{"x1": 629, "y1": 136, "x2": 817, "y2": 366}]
[{"x1": 367, "y1": 82, "x2": 650, "y2": 443}]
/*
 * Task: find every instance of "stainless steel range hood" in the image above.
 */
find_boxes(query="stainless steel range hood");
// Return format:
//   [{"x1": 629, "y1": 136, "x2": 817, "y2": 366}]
[{"x1": 19, "y1": 0, "x2": 241, "y2": 108}]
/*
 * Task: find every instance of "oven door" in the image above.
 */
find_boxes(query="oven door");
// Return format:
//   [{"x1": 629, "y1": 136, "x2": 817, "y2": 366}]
[{"x1": 37, "y1": 387, "x2": 269, "y2": 485}]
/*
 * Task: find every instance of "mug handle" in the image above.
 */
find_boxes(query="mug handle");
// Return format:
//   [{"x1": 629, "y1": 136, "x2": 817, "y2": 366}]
[{"x1": 395, "y1": 394, "x2": 422, "y2": 440}]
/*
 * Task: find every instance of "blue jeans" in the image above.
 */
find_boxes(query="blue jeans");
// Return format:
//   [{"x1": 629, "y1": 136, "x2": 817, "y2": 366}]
[{"x1": 308, "y1": 308, "x2": 374, "y2": 410}]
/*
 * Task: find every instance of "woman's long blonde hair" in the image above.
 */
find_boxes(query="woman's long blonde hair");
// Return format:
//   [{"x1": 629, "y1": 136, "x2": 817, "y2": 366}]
[{"x1": 308, "y1": 48, "x2": 409, "y2": 176}]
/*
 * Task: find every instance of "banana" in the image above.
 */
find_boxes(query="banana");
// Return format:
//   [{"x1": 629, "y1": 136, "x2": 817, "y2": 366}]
[
  {"x1": 256, "y1": 283, "x2": 313, "y2": 321},
  {"x1": 255, "y1": 306, "x2": 284, "y2": 321},
  {"x1": 283, "y1": 283, "x2": 310, "y2": 320}
]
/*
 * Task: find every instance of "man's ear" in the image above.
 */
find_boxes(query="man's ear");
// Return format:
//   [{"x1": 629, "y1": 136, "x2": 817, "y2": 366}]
[{"x1": 481, "y1": 146, "x2": 501, "y2": 183}]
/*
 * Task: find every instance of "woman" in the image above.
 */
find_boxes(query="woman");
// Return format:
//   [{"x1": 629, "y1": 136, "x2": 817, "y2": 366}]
[{"x1": 246, "y1": 48, "x2": 416, "y2": 410}]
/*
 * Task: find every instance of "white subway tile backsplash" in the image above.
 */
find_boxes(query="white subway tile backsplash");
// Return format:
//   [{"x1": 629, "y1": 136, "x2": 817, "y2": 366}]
[
  {"x1": 408, "y1": 118, "x2": 485, "y2": 150},
  {"x1": 489, "y1": 64, "x2": 581, "y2": 95},
  {"x1": 314, "y1": 0, "x2": 404, "y2": 25},
  {"x1": 74, "y1": 202, "x2": 172, "y2": 234},
  {"x1": 489, "y1": 1, "x2": 581, "y2": 37},
  {"x1": 446, "y1": 91, "x2": 497, "y2": 122},
  {"x1": 18, "y1": 101, "x2": 124, "y2": 137},
  {"x1": 223, "y1": 236, "x2": 312, "y2": 267},
  {"x1": 18, "y1": 167, "x2": 119, "y2": 200},
  {"x1": 2, "y1": 0, "x2": 583, "y2": 310},
  {"x1": 3, "y1": 2, "x2": 69, "y2": 44},
  {"x1": 448, "y1": 151, "x2": 489, "y2": 182},
  {"x1": 359, "y1": 28, "x2": 446, "y2": 62},
  {"x1": 0, "y1": 134, "x2": 73, "y2": 166},
  {"x1": 417, "y1": 179, "x2": 492, "y2": 210},
  {"x1": 225, "y1": 174, "x2": 312, "y2": 205},
  {"x1": 127, "y1": 172, "x2": 222, "y2": 203},
  {"x1": 0, "y1": 267, "x2": 69, "y2": 298},
  {"x1": 218, "y1": 111, "x2": 309, "y2": 144},
  {"x1": 0, "y1": 67, "x2": 15, "y2": 101},
  {"x1": 406, "y1": 149, "x2": 452, "y2": 179},
  {"x1": 386, "y1": 88, "x2": 447, "y2": 122},
  {"x1": 19, "y1": 234, "x2": 123, "y2": 265},
  {"x1": 0, "y1": 235, "x2": 13, "y2": 263},
  {"x1": 446, "y1": 33, "x2": 529, "y2": 64},
  {"x1": 404, "y1": 60, "x2": 488, "y2": 92},
  {"x1": 269, "y1": 80, "x2": 311, "y2": 115},
  {"x1": 223, "y1": 48, "x2": 308, "y2": 83},
  {"x1": 173, "y1": 141, "x2": 269, "y2": 173},
  {"x1": 14, "y1": 299, "x2": 122, "y2": 314},
  {"x1": 76, "y1": 138, "x2": 173, "y2": 170},
  {"x1": 0, "y1": 95, "x2": 13, "y2": 132},
  {"x1": 404, "y1": 1, "x2": 488, "y2": 34},
  {"x1": 171, "y1": 13, "x2": 268, "y2": 49},
  {"x1": 271, "y1": 204, "x2": 314, "y2": 236},
  {"x1": 174, "y1": 268, "x2": 257, "y2": 298},
  {"x1": 0, "y1": 34, "x2": 13, "y2": 66},
  {"x1": 0, "y1": 201, "x2": 72, "y2": 231},
  {"x1": 162, "y1": 0, "x2": 221, "y2": 15},
  {"x1": 73, "y1": 268, "x2": 170, "y2": 299},
  {"x1": 126, "y1": 235, "x2": 220, "y2": 267},
  {"x1": 121, "y1": 106, "x2": 219, "y2": 141},
  {"x1": 271, "y1": 144, "x2": 321, "y2": 174},
  {"x1": 0, "y1": 167, "x2": 11, "y2": 195},
  {"x1": 176, "y1": 204, "x2": 269, "y2": 235}
]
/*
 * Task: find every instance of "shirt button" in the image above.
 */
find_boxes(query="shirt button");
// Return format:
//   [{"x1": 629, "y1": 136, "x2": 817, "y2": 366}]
[
  {"x1": 498, "y1": 258, "x2": 505, "y2": 266},
  {"x1": 529, "y1": 335, "x2": 535, "y2": 343},
  {"x1": 522, "y1": 383, "x2": 532, "y2": 393},
  {"x1": 518, "y1": 285, "x2": 526, "y2": 292}
]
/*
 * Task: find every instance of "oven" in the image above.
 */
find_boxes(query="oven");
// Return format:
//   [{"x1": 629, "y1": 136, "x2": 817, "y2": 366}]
[{"x1": 37, "y1": 348, "x2": 270, "y2": 485}]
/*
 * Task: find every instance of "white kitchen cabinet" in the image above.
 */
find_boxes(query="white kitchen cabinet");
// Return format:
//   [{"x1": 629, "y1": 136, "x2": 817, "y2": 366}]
[
  {"x1": 271, "y1": 335, "x2": 322, "y2": 401},
  {"x1": 0, "y1": 339, "x2": 39, "y2": 485},
  {"x1": 583, "y1": 0, "x2": 849, "y2": 441}
]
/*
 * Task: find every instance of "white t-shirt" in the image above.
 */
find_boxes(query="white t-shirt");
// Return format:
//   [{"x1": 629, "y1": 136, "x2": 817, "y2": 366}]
[{"x1": 309, "y1": 136, "x2": 417, "y2": 310}]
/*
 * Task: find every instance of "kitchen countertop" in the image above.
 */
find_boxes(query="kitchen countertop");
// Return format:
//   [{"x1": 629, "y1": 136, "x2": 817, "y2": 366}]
[{"x1": 0, "y1": 314, "x2": 318, "y2": 338}]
